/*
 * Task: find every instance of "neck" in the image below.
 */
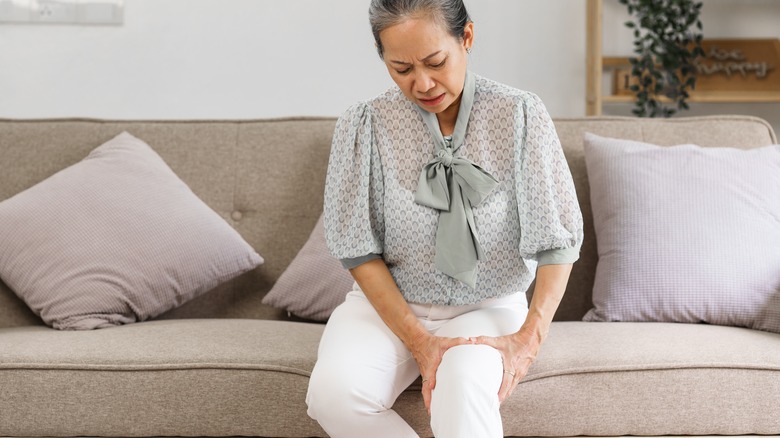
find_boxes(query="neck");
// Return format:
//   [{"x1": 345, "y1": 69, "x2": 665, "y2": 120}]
[{"x1": 436, "y1": 92, "x2": 462, "y2": 137}]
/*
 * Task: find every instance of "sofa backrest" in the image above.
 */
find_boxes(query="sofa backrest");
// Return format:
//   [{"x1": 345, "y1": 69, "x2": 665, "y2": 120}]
[
  {"x1": 0, "y1": 118, "x2": 337, "y2": 327},
  {"x1": 0, "y1": 116, "x2": 776, "y2": 328}
]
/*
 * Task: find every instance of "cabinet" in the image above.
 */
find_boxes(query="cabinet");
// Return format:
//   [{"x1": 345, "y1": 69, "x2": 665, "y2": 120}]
[{"x1": 585, "y1": 0, "x2": 780, "y2": 116}]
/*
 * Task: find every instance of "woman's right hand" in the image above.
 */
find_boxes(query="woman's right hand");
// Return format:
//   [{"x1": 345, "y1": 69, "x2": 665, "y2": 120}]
[{"x1": 408, "y1": 332, "x2": 471, "y2": 415}]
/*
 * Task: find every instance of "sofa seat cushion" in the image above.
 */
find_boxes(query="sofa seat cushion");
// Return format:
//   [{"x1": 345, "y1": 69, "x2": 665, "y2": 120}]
[
  {"x1": 495, "y1": 321, "x2": 780, "y2": 437},
  {"x1": 0, "y1": 319, "x2": 327, "y2": 437},
  {"x1": 392, "y1": 322, "x2": 780, "y2": 437},
  {"x1": 531, "y1": 321, "x2": 780, "y2": 375},
  {"x1": 1, "y1": 319, "x2": 779, "y2": 437}
]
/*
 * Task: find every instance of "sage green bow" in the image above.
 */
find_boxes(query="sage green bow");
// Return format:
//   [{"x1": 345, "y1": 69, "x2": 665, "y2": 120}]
[{"x1": 413, "y1": 71, "x2": 499, "y2": 288}]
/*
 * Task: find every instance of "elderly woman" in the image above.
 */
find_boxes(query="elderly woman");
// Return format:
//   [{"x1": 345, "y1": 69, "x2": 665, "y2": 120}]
[{"x1": 306, "y1": 0, "x2": 583, "y2": 436}]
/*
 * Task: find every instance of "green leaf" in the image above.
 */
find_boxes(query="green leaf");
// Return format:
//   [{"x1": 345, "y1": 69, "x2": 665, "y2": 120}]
[{"x1": 622, "y1": 0, "x2": 700, "y2": 117}]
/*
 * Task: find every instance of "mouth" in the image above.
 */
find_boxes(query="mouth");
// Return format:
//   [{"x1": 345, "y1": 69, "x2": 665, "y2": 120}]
[{"x1": 418, "y1": 93, "x2": 446, "y2": 107}]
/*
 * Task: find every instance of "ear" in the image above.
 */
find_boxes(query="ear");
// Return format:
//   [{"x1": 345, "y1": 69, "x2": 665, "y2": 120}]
[{"x1": 462, "y1": 21, "x2": 474, "y2": 51}]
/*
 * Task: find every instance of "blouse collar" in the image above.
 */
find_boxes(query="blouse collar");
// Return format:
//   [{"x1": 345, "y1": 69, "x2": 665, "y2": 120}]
[
  {"x1": 412, "y1": 70, "x2": 498, "y2": 288},
  {"x1": 414, "y1": 70, "x2": 476, "y2": 154}
]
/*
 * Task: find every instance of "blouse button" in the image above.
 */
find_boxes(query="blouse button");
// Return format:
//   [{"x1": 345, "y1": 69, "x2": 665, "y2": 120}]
[{"x1": 231, "y1": 211, "x2": 243, "y2": 221}]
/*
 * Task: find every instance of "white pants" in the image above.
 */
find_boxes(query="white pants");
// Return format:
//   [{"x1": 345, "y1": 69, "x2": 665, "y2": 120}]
[{"x1": 306, "y1": 289, "x2": 528, "y2": 438}]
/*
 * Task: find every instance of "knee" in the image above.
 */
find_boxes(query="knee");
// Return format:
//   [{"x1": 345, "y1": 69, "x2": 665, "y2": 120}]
[
  {"x1": 435, "y1": 344, "x2": 502, "y2": 387},
  {"x1": 307, "y1": 364, "x2": 352, "y2": 422},
  {"x1": 306, "y1": 361, "x2": 382, "y2": 425},
  {"x1": 430, "y1": 345, "x2": 504, "y2": 437},
  {"x1": 431, "y1": 345, "x2": 503, "y2": 412}
]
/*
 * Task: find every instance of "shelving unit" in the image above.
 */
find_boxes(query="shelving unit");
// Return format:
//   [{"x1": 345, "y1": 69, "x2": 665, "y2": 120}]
[{"x1": 585, "y1": 0, "x2": 780, "y2": 116}]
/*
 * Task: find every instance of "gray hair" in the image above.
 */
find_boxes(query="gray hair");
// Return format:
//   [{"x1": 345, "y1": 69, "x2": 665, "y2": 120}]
[{"x1": 369, "y1": 0, "x2": 471, "y2": 59}]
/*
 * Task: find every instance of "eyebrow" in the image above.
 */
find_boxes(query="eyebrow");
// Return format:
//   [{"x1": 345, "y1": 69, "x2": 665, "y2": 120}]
[{"x1": 389, "y1": 50, "x2": 443, "y2": 66}]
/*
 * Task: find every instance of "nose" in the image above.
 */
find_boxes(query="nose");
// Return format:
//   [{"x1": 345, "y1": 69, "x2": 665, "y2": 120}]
[{"x1": 414, "y1": 70, "x2": 436, "y2": 94}]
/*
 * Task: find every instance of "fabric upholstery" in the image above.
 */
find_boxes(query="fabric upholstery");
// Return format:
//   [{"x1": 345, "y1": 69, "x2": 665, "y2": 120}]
[
  {"x1": 1, "y1": 320, "x2": 778, "y2": 437},
  {"x1": 0, "y1": 280, "x2": 41, "y2": 327},
  {"x1": 262, "y1": 215, "x2": 354, "y2": 321},
  {"x1": 0, "y1": 131, "x2": 263, "y2": 329},
  {"x1": 0, "y1": 116, "x2": 778, "y2": 437},
  {"x1": 499, "y1": 322, "x2": 780, "y2": 436},
  {"x1": 400, "y1": 321, "x2": 780, "y2": 436},
  {"x1": 0, "y1": 118, "x2": 337, "y2": 327},
  {"x1": 0, "y1": 116, "x2": 775, "y2": 326},
  {"x1": 581, "y1": 133, "x2": 780, "y2": 333},
  {"x1": 0, "y1": 319, "x2": 326, "y2": 437}
]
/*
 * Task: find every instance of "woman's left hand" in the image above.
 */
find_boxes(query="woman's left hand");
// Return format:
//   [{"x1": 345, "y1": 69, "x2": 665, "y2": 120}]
[{"x1": 472, "y1": 328, "x2": 540, "y2": 403}]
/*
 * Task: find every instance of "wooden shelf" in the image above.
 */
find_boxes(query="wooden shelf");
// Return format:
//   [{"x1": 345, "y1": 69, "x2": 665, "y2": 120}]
[
  {"x1": 604, "y1": 91, "x2": 780, "y2": 104},
  {"x1": 585, "y1": 0, "x2": 780, "y2": 114},
  {"x1": 602, "y1": 56, "x2": 630, "y2": 68}
]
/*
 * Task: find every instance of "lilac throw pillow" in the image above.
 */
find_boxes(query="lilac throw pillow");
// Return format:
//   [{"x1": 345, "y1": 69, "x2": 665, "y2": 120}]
[
  {"x1": 582, "y1": 133, "x2": 780, "y2": 333},
  {"x1": 262, "y1": 214, "x2": 354, "y2": 321},
  {"x1": 0, "y1": 132, "x2": 263, "y2": 330}
]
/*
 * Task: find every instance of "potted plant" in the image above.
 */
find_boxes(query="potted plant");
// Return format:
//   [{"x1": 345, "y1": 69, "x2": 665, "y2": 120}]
[{"x1": 620, "y1": 0, "x2": 705, "y2": 117}]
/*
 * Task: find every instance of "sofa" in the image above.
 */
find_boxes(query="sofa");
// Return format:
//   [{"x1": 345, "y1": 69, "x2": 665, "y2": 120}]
[{"x1": 0, "y1": 115, "x2": 778, "y2": 438}]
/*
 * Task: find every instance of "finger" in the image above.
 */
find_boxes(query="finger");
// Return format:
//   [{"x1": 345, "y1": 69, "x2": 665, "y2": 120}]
[
  {"x1": 472, "y1": 335, "x2": 498, "y2": 347},
  {"x1": 497, "y1": 369, "x2": 513, "y2": 403},
  {"x1": 444, "y1": 336, "x2": 470, "y2": 349},
  {"x1": 422, "y1": 381, "x2": 432, "y2": 415},
  {"x1": 504, "y1": 364, "x2": 528, "y2": 401},
  {"x1": 427, "y1": 374, "x2": 439, "y2": 414},
  {"x1": 505, "y1": 377, "x2": 520, "y2": 401},
  {"x1": 428, "y1": 374, "x2": 437, "y2": 391}
]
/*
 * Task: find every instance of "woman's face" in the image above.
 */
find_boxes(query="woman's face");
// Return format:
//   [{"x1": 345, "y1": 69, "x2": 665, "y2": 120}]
[{"x1": 379, "y1": 16, "x2": 473, "y2": 114}]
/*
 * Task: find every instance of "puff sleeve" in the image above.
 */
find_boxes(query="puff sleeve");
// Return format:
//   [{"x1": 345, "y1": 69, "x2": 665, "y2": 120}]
[
  {"x1": 514, "y1": 93, "x2": 583, "y2": 266},
  {"x1": 323, "y1": 102, "x2": 385, "y2": 269}
]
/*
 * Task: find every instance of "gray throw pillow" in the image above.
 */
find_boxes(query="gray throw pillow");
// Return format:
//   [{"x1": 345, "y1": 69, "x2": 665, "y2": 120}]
[
  {"x1": 262, "y1": 214, "x2": 353, "y2": 321},
  {"x1": 0, "y1": 132, "x2": 263, "y2": 330},
  {"x1": 582, "y1": 133, "x2": 780, "y2": 333}
]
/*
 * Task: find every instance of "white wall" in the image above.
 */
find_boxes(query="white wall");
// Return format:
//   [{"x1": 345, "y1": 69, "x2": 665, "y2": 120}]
[
  {"x1": 0, "y1": 0, "x2": 588, "y2": 119},
  {"x1": 0, "y1": 0, "x2": 778, "y2": 134}
]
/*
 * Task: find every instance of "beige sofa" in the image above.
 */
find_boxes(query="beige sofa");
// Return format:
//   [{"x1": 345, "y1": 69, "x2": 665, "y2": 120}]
[{"x1": 1, "y1": 115, "x2": 778, "y2": 437}]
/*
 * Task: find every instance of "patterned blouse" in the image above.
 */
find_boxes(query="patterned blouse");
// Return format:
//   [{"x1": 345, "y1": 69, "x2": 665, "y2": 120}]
[{"x1": 323, "y1": 72, "x2": 584, "y2": 306}]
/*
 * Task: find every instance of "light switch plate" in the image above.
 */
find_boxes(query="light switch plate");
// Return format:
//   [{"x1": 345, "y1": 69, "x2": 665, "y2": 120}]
[{"x1": 0, "y1": 0, "x2": 123, "y2": 25}]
